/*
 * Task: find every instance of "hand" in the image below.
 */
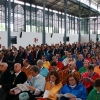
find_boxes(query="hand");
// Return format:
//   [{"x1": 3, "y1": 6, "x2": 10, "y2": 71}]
[
  {"x1": 28, "y1": 86, "x2": 36, "y2": 91},
  {"x1": 69, "y1": 98, "x2": 76, "y2": 100},
  {"x1": 28, "y1": 75, "x2": 32, "y2": 81},
  {"x1": 9, "y1": 91, "x2": 15, "y2": 95}
]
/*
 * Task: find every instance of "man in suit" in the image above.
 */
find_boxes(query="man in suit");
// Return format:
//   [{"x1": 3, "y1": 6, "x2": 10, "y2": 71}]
[
  {"x1": 7, "y1": 63, "x2": 27, "y2": 100},
  {"x1": 13, "y1": 50, "x2": 20, "y2": 65},
  {"x1": 0, "y1": 62, "x2": 11, "y2": 100}
]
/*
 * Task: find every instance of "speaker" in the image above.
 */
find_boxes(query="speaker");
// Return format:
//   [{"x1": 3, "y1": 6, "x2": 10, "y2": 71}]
[
  {"x1": 63, "y1": 37, "x2": 69, "y2": 41},
  {"x1": 51, "y1": 33, "x2": 53, "y2": 38},
  {"x1": 66, "y1": 37, "x2": 69, "y2": 41},
  {"x1": 20, "y1": 32, "x2": 22, "y2": 38},
  {"x1": 11, "y1": 36, "x2": 17, "y2": 44}
]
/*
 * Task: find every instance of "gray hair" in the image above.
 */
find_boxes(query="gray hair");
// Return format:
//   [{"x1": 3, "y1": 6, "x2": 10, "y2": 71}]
[
  {"x1": 1, "y1": 62, "x2": 8, "y2": 67},
  {"x1": 37, "y1": 60, "x2": 43, "y2": 65},
  {"x1": 30, "y1": 65, "x2": 40, "y2": 73}
]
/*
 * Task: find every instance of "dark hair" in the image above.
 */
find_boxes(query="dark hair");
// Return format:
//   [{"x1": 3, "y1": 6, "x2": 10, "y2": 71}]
[
  {"x1": 49, "y1": 71, "x2": 60, "y2": 85},
  {"x1": 42, "y1": 55, "x2": 46, "y2": 59},
  {"x1": 88, "y1": 65, "x2": 94, "y2": 70},
  {"x1": 91, "y1": 57, "x2": 97, "y2": 61},
  {"x1": 86, "y1": 53, "x2": 91, "y2": 58},
  {"x1": 66, "y1": 73, "x2": 79, "y2": 85},
  {"x1": 51, "y1": 61, "x2": 57, "y2": 66},
  {"x1": 25, "y1": 59, "x2": 29, "y2": 63},
  {"x1": 94, "y1": 78, "x2": 100, "y2": 87},
  {"x1": 30, "y1": 65, "x2": 40, "y2": 73}
]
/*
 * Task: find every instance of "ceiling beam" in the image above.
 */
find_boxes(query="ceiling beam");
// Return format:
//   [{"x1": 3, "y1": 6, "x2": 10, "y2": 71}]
[{"x1": 48, "y1": 0, "x2": 61, "y2": 8}]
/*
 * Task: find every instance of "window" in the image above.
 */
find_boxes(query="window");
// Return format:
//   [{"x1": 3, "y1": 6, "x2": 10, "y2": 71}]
[
  {"x1": 37, "y1": 10, "x2": 43, "y2": 33},
  {"x1": 26, "y1": 10, "x2": 30, "y2": 32},
  {"x1": 0, "y1": 5, "x2": 5, "y2": 31},
  {"x1": 14, "y1": 5, "x2": 24, "y2": 32}
]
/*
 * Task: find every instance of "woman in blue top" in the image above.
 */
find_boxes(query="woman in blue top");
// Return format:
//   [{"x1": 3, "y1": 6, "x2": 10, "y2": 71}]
[{"x1": 60, "y1": 73, "x2": 87, "y2": 100}]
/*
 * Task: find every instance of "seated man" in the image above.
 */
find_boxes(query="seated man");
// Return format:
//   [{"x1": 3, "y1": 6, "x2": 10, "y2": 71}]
[
  {"x1": 79, "y1": 60, "x2": 89, "y2": 74},
  {"x1": 68, "y1": 61, "x2": 81, "y2": 81},
  {"x1": 22, "y1": 59, "x2": 32, "y2": 77},
  {"x1": 82, "y1": 65, "x2": 100, "y2": 94},
  {"x1": 27, "y1": 65, "x2": 46, "y2": 100},
  {"x1": 7, "y1": 63, "x2": 27, "y2": 100},
  {"x1": 37, "y1": 60, "x2": 49, "y2": 78},
  {"x1": 0, "y1": 62, "x2": 11, "y2": 100}
]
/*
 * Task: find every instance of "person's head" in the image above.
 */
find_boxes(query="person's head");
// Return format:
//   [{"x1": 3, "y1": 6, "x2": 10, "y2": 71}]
[
  {"x1": 14, "y1": 50, "x2": 18, "y2": 56},
  {"x1": 30, "y1": 65, "x2": 40, "y2": 77},
  {"x1": 66, "y1": 73, "x2": 79, "y2": 86},
  {"x1": 14, "y1": 63, "x2": 21, "y2": 73},
  {"x1": 86, "y1": 53, "x2": 91, "y2": 58},
  {"x1": 68, "y1": 51, "x2": 72, "y2": 58},
  {"x1": 56, "y1": 54, "x2": 61, "y2": 58},
  {"x1": 23, "y1": 59, "x2": 29, "y2": 67},
  {"x1": 0, "y1": 62, "x2": 8, "y2": 73},
  {"x1": 91, "y1": 57, "x2": 97, "y2": 64},
  {"x1": 52, "y1": 56, "x2": 58, "y2": 62},
  {"x1": 95, "y1": 78, "x2": 100, "y2": 92},
  {"x1": 78, "y1": 54, "x2": 84, "y2": 60},
  {"x1": 51, "y1": 61, "x2": 58, "y2": 71},
  {"x1": 41, "y1": 56, "x2": 46, "y2": 62},
  {"x1": 68, "y1": 61, "x2": 75, "y2": 70},
  {"x1": 37, "y1": 60, "x2": 43, "y2": 68},
  {"x1": 88, "y1": 65, "x2": 94, "y2": 76},
  {"x1": 84, "y1": 60, "x2": 89, "y2": 68},
  {"x1": 49, "y1": 71, "x2": 60, "y2": 85},
  {"x1": 8, "y1": 50, "x2": 11, "y2": 55}
]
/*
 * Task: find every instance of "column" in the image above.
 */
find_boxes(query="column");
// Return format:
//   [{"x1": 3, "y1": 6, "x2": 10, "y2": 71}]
[
  {"x1": 8, "y1": 0, "x2": 11, "y2": 47},
  {"x1": 97, "y1": 12, "x2": 98, "y2": 41},
  {"x1": 42, "y1": 0, "x2": 46, "y2": 44},
  {"x1": 30, "y1": 3, "x2": 32, "y2": 32},
  {"x1": 24, "y1": 2, "x2": 26, "y2": 32},
  {"x1": 78, "y1": 1, "x2": 81, "y2": 43},
  {"x1": 64, "y1": 0, "x2": 68, "y2": 44}
]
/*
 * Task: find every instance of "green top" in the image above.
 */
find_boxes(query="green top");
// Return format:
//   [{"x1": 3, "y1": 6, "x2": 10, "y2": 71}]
[
  {"x1": 78, "y1": 67, "x2": 88, "y2": 74},
  {"x1": 87, "y1": 88, "x2": 100, "y2": 100}
]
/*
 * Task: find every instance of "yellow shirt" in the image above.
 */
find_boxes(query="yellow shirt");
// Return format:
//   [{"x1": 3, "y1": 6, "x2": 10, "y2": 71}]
[
  {"x1": 43, "y1": 61, "x2": 50, "y2": 69},
  {"x1": 45, "y1": 81, "x2": 62, "y2": 100},
  {"x1": 94, "y1": 66, "x2": 100, "y2": 75}
]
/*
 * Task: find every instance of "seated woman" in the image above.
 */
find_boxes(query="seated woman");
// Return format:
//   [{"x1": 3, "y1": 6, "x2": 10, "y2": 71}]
[
  {"x1": 44, "y1": 71, "x2": 62, "y2": 100},
  {"x1": 87, "y1": 78, "x2": 100, "y2": 100},
  {"x1": 59, "y1": 73, "x2": 87, "y2": 100}
]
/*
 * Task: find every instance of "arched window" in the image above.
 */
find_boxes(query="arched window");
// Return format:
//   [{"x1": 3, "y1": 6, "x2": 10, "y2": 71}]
[
  {"x1": 26, "y1": 10, "x2": 30, "y2": 32},
  {"x1": 0, "y1": 5, "x2": 5, "y2": 31},
  {"x1": 14, "y1": 5, "x2": 24, "y2": 32},
  {"x1": 53, "y1": 13, "x2": 58, "y2": 33},
  {"x1": 31, "y1": 11, "x2": 36, "y2": 32},
  {"x1": 37, "y1": 10, "x2": 43, "y2": 33}
]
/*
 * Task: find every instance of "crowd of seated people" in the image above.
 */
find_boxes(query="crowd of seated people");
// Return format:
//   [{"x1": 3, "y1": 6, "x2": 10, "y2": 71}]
[{"x1": 0, "y1": 42, "x2": 100, "y2": 100}]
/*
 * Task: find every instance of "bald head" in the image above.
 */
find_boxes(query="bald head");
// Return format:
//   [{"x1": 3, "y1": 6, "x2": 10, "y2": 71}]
[
  {"x1": 68, "y1": 61, "x2": 76, "y2": 70},
  {"x1": 14, "y1": 63, "x2": 21, "y2": 73},
  {"x1": 0, "y1": 62, "x2": 8, "y2": 73}
]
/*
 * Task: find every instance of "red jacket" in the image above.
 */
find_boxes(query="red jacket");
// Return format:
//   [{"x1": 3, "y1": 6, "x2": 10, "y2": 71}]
[{"x1": 82, "y1": 72, "x2": 100, "y2": 88}]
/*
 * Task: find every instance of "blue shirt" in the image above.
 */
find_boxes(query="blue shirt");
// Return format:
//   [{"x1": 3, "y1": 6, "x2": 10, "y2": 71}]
[
  {"x1": 40, "y1": 67, "x2": 49, "y2": 78},
  {"x1": 76, "y1": 59, "x2": 84, "y2": 70},
  {"x1": 60, "y1": 83, "x2": 87, "y2": 100}
]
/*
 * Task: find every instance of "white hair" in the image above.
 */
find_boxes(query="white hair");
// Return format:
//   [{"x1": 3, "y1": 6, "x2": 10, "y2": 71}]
[{"x1": 37, "y1": 60, "x2": 43, "y2": 65}]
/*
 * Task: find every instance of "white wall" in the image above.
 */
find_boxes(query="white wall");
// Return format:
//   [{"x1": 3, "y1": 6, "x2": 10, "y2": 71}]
[
  {"x1": 0, "y1": 31, "x2": 7, "y2": 49},
  {"x1": 90, "y1": 34, "x2": 96, "y2": 42},
  {"x1": 81, "y1": 34, "x2": 89, "y2": 42},
  {"x1": 0, "y1": 31, "x2": 96, "y2": 49}
]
